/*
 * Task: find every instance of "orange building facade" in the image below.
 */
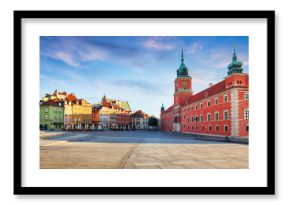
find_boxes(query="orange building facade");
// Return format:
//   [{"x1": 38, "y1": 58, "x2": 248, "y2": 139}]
[{"x1": 160, "y1": 48, "x2": 249, "y2": 139}]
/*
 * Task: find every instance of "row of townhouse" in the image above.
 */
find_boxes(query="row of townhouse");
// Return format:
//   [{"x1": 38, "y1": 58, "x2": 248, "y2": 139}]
[{"x1": 40, "y1": 90, "x2": 151, "y2": 131}]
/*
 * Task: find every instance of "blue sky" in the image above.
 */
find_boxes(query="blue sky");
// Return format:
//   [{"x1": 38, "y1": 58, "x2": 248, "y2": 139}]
[{"x1": 40, "y1": 36, "x2": 248, "y2": 117}]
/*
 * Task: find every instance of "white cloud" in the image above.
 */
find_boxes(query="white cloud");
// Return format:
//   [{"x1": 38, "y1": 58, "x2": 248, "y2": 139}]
[
  {"x1": 78, "y1": 47, "x2": 104, "y2": 61},
  {"x1": 143, "y1": 37, "x2": 176, "y2": 50},
  {"x1": 186, "y1": 42, "x2": 203, "y2": 55},
  {"x1": 55, "y1": 51, "x2": 79, "y2": 67},
  {"x1": 40, "y1": 74, "x2": 68, "y2": 87}
]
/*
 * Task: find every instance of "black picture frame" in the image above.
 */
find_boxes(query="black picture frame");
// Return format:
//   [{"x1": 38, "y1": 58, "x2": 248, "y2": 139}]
[{"x1": 14, "y1": 10, "x2": 275, "y2": 195}]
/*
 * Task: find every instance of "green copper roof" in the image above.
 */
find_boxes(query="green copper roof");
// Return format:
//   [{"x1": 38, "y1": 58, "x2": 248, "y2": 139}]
[
  {"x1": 177, "y1": 49, "x2": 189, "y2": 77},
  {"x1": 161, "y1": 102, "x2": 165, "y2": 111},
  {"x1": 120, "y1": 101, "x2": 131, "y2": 112},
  {"x1": 227, "y1": 45, "x2": 243, "y2": 76},
  {"x1": 102, "y1": 95, "x2": 131, "y2": 112}
]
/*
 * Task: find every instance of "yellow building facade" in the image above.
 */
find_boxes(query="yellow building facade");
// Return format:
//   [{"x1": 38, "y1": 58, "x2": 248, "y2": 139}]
[{"x1": 42, "y1": 90, "x2": 92, "y2": 130}]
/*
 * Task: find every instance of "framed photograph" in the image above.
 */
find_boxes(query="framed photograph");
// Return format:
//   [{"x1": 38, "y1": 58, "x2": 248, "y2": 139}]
[{"x1": 14, "y1": 10, "x2": 275, "y2": 195}]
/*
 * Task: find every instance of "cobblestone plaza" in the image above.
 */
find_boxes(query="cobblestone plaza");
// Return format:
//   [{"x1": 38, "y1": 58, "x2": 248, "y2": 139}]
[{"x1": 40, "y1": 131, "x2": 248, "y2": 169}]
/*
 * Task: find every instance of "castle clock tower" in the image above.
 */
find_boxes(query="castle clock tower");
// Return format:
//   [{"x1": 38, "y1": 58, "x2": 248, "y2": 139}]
[
  {"x1": 174, "y1": 49, "x2": 192, "y2": 106},
  {"x1": 173, "y1": 49, "x2": 192, "y2": 132}
]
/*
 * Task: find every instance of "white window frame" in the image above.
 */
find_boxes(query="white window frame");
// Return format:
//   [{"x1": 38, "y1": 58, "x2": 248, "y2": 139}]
[
  {"x1": 224, "y1": 95, "x2": 228, "y2": 102},
  {"x1": 244, "y1": 109, "x2": 249, "y2": 119},
  {"x1": 216, "y1": 125, "x2": 219, "y2": 131},
  {"x1": 215, "y1": 112, "x2": 219, "y2": 121},
  {"x1": 244, "y1": 92, "x2": 249, "y2": 101},
  {"x1": 207, "y1": 113, "x2": 211, "y2": 122},
  {"x1": 224, "y1": 110, "x2": 229, "y2": 120},
  {"x1": 200, "y1": 114, "x2": 203, "y2": 122},
  {"x1": 224, "y1": 125, "x2": 228, "y2": 132},
  {"x1": 215, "y1": 98, "x2": 219, "y2": 105}
]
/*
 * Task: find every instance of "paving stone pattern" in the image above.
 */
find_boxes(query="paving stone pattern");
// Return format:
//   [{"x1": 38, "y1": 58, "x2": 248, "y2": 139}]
[{"x1": 40, "y1": 131, "x2": 248, "y2": 169}]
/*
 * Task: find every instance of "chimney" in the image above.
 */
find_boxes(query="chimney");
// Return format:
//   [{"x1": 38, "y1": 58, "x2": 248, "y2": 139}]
[{"x1": 209, "y1": 83, "x2": 213, "y2": 87}]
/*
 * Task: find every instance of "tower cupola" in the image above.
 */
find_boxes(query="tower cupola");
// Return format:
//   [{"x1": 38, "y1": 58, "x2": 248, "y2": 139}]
[
  {"x1": 161, "y1": 102, "x2": 165, "y2": 112},
  {"x1": 227, "y1": 45, "x2": 243, "y2": 75},
  {"x1": 177, "y1": 49, "x2": 189, "y2": 77}
]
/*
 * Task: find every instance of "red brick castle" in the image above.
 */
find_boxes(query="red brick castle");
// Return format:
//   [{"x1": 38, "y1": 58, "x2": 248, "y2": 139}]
[{"x1": 160, "y1": 47, "x2": 249, "y2": 140}]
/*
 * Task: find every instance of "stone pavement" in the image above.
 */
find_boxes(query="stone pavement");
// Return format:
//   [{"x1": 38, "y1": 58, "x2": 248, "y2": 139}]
[{"x1": 40, "y1": 131, "x2": 248, "y2": 169}]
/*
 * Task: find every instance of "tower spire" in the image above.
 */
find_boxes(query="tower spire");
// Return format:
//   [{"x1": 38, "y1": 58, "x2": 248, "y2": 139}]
[
  {"x1": 181, "y1": 48, "x2": 184, "y2": 63},
  {"x1": 233, "y1": 44, "x2": 236, "y2": 54},
  {"x1": 232, "y1": 44, "x2": 237, "y2": 61},
  {"x1": 161, "y1": 102, "x2": 165, "y2": 111},
  {"x1": 177, "y1": 48, "x2": 189, "y2": 77}
]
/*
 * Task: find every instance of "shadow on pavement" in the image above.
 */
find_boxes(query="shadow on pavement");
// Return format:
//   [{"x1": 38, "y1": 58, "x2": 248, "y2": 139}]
[{"x1": 45, "y1": 131, "x2": 228, "y2": 144}]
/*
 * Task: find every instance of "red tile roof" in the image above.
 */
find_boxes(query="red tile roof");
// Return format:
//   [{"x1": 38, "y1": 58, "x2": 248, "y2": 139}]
[
  {"x1": 40, "y1": 100, "x2": 64, "y2": 107},
  {"x1": 188, "y1": 80, "x2": 226, "y2": 104},
  {"x1": 47, "y1": 98, "x2": 61, "y2": 103},
  {"x1": 130, "y1": 110, "x2": 149, "y2": 118},
  {"x1": 67, "y1": 94, "x2": 77, "y2": 101},
  {"x1": 163, "y1": 105, "x2": 174, "y2": 113}
]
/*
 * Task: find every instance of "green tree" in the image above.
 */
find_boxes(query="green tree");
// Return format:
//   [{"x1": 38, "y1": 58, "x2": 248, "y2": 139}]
[{"x1": 148, "y1": 116, "x2": 158, "y2": 128}]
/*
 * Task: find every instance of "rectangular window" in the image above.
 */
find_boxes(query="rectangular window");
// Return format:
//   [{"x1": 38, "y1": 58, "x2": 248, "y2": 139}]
[
  {"x1": 200, "y1": 103, "x2": 203, "y2": 108},
  {"x1": 187, "y1": 117, "x2": 190, "y2": 122},
  {"x1": 195, "y1": 104, "x2": 198, "y2": 109},
  {"x1": 224, "y1": 111, "x2": 229, "y2": 120},
  {"x1": 224, "y1": 125, "x2": 228, "y2": 132},
  {"x1": 192, "y1": 116, "x2": 194, "y2": 122},
  {"x1": 215, "y1": 98, "x2": 218, "y2": 105},
  {"x1": 45, "y1": 114, "x2": 48, "y2": 119},
  {"x1": 245, "y1": 93, "x2": 249, "y2": 101},
  {"x1": 209, "y1": 125, "x2": 212, "y2": 131},
  {"x1": 215, "y1": 112, "x2": 219, "y2": 121},
  {"x1": 216, "y1": 125, "x2": 219, "y2": 131},
  {"x1": 196, "y1": 126, "x2": 198, "y2": 130},
  {"x1": 224, "y1": 95, "x2": 228, "y2": 102},
  {"x1": 244, "y1": 109, "x2": 249, "y2": 119},
  {"x1": 246, "y1": 125, "x2": 249, "y2": 132},
  {"x1": 200, "y1": 115, "x2": 203, "y2": 122},
  {"x1": 202, "y1": 126, "x2": 204, "y2": 131},
  {"x1": 45, "y1": 107, "x2": 48, "y2": 113},
  {"x1": 207, "y1": 101, "x2": 211, "y2": 107},
  {"x1": 207, "y1": 113, "x2": 211, "y2": 121},
  {"x1": 192, "y1": 126, "x2": 194, "y2": 130}
]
